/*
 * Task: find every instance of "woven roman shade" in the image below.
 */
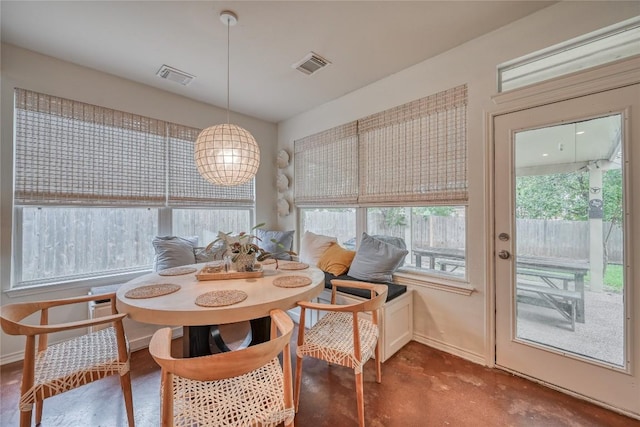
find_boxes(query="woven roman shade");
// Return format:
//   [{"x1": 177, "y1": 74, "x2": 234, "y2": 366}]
[
  {"x1": 14, "y1": 88, "x2": 255, "y2": 207},
  {"x1": 168, "y1": 124, "x2": 254, "y2": 207},
  {"x1": 293, "y1": 85, "x2": 468, "y2": 208},
  {"x1": 294, "y1": 121, "x2": 358, "y2": 205},
  {"x1": 14, "y1": 89, "x2": 166, "y2": 206},
  {"x1": 358, "y1": 84, "x2": 468, "y2": 205}
]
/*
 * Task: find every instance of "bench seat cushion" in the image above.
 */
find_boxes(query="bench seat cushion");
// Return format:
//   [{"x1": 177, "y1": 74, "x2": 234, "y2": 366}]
[{"x1": 323, "y1": 272, "x2": 407, "y2": 302}]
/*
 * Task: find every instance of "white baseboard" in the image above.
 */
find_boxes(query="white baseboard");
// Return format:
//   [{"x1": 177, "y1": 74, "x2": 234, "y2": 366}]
[
  {"x1": 412, "y1": 332, "x2": 486, "y2": 366},
  {"x1": 1, "y1": 350, "x2": 25, "y2": 366},
  {"x1": 128, "y1": 326, "x2": 182, "y2": 352}
]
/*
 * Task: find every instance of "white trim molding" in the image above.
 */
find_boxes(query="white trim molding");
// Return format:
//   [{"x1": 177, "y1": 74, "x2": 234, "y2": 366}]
[
  {"x1": 412, "y1": 332, "x2": 486, "y2": 366},
  {"x1": 492, "y1": 55, "x2": 640, "y2": 111}
]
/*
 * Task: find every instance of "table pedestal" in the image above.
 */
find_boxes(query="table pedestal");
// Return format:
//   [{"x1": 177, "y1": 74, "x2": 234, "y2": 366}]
[{"x1": 183, "y1": 317, "x2": 272, "y2": 357}]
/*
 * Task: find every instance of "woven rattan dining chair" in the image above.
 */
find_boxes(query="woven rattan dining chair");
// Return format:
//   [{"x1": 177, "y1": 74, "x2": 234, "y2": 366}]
[
  {"x1": 0, "y1": 293, "x2": 135, "y2": 427},
  {"x1": 149, "y1": 308, "x2": 295, "y2": 427},
  {"x1": 295, "y1": 279, "x2": 388, "y2": 427}
]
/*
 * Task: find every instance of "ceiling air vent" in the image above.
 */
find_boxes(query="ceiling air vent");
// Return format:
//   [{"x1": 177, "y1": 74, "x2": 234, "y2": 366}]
[
  {"x1": 156, "y1": 65, "x2": 195, "y2": 86},
  {"x1": 292, "y1": 52, "x2": 331, "y2": 76}
]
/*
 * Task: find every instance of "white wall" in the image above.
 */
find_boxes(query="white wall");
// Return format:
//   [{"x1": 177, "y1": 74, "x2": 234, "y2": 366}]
[
  {"x1": 277, "y1": 2, "x2": 640, "y2": 363},
  {"x1": 0, "y1": 44, "x2": 278, "y2": 363}
]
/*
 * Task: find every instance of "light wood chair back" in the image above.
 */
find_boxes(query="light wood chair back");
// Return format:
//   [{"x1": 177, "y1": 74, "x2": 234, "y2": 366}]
[
  {"x1": 0, "y1": 293, "x2": 135, "y2": 427},
  {"x1": 295, "y1": 279, "x2": 388, "y2": 427},
  {"x1": 149, "y1": 308, "x2": 295, "y2": 427}
]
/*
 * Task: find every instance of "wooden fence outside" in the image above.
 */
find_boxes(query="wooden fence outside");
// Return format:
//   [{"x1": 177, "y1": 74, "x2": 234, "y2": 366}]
[
  {"x1": 22, "y1": 209, "x2": 623, "y2": 284},
  {"x1": 305, "y1": 212, "x2": 623, "y2": 263},
  {"x1": 20, "y1": 207, "x2": 251, "y2": 283}
]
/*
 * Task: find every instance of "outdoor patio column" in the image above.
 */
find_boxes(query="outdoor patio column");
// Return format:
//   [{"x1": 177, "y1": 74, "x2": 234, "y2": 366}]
[{"x1": 588, "y1": 163, "x2": 603, "y2": 292}]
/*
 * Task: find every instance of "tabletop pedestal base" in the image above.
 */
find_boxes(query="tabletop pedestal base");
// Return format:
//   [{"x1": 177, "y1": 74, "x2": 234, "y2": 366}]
[{"x1": 183, "y1": 317, "x2": 272, "y2": 357}]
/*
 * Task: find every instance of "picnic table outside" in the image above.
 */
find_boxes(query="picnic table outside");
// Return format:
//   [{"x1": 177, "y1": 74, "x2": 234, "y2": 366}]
[{"x1": 413, "y1": 247, "x2": 589, "y2": 327}]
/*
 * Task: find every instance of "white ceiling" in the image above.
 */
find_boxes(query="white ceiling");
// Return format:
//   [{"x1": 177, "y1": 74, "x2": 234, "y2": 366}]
[{"x1": 1, "y1": 1, "x2": 555, "y2": 123}]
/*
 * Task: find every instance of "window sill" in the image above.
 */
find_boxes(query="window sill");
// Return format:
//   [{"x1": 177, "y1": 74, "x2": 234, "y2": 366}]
[
  {"x1": 4, "y1": 270, "x2": 152, "y2": 299},
  {"x1": 393, "y1": 271, "x2": 475, "y2": 296}
]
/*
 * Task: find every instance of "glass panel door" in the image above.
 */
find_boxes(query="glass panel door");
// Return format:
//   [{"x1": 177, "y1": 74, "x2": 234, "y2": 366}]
[
  {"x1": 494, "y1": 84, "x2": 639, "y2": 417},
  {"x1": 513, "y1": 115, "x2": 624, "y2": 367}
]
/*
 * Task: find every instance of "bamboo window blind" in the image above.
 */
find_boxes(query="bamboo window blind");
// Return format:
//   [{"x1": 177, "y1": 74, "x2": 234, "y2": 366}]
[
  {"x1": 167, "y1": 124, "x2": 254, "y2": 207},
  {"x1": 294, "y1": 121, "x2": 358, "y2": 205},
  {"x1": 358, "y1": 84, "x2": 467, "y2": 205},
  {"x1": 294, "y1": 84, "x2": 467, "y2": 207},
  {"x1": 14, "y1": 89, "x2": 254, "y2": 207}
]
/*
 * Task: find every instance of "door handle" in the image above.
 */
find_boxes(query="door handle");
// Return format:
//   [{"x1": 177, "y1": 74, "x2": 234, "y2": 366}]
[{"x1": 498, "y1": 250, "x2": 511, "y2": 260}]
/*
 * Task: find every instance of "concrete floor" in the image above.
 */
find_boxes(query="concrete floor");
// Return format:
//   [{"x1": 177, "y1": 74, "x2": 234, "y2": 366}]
[{"x1": 1, "y1": 336, "x2": 637, "y2": 426}]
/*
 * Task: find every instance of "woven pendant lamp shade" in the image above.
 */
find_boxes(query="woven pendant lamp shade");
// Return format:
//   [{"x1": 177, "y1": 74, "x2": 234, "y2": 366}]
[
  {"x1": 195, "y1": 123, "x2": 260, "y2": 186},
  {"x1": 195, "y1": 10, "x2": 260, "y2": 187}
]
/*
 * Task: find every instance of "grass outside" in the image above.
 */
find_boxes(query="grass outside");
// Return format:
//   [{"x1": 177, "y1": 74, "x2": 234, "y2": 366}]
[
  {"x1": 519, "y1": 264, "x2": 624, "y2": 293},
  {"x1": 587, "y1": 264, "x2": 624, "y2": 292}
]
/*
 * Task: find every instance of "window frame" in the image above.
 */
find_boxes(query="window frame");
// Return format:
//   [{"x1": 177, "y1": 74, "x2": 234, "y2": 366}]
[
  {"x1": 364, "y1": 206, "x2": 468, "y2": 281},
  {"x1": 11, "y1": 205, "x2": 255, "y2": 291},
  {"x1": 293, "y1": 85, "x2": 470, "y2": 289},
  {"x1": 10, "y1": 88, "x2": 257, "y2": 292},
  {"x1": 497, "y1": 16, "x2": 640, "y2": 93},
  {"x1": 297, "y1": 205, "x2": 472, "y2": 288}
]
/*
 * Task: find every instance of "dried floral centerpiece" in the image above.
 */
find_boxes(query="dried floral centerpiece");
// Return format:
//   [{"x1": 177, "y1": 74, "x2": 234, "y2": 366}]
[{"x1": 205, "y1": 223, "x2": 296, "y2": 272}]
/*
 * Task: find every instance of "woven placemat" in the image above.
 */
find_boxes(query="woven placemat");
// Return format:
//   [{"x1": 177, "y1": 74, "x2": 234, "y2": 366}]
[
  {"x1": 261, "y1": 258, "x2": 277, "y2": 265},
  {"x1": 158, "y1": 266, "x2": 197, "y2": 276},
  {"x1": 278, "y1": 262, "x2": 309, "y2": 270},
  {"x1": 195, "y1": 290, "x2": 248, "y2": 307},
  {"x1": 273, "y1": 275, "x2": 312, "y2": 288},
  {"x1": 125, "y1": 283, "x2": 181, "y2": 299}
]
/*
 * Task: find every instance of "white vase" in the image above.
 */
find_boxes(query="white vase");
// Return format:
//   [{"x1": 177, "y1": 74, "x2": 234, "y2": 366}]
[{"x1": 233, "y1": 253, "x2": 256, "y2": 272}]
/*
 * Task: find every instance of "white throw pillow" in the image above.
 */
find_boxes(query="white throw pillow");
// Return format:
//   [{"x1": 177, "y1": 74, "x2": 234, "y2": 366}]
[{"x1": 299, "y1": 231, "x2": 337, "y2": 266}]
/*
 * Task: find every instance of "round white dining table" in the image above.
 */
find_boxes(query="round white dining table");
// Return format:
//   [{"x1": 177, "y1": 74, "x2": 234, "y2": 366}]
[{"x1": 116, "y1": 261, "x2": 325, "y2": 356}]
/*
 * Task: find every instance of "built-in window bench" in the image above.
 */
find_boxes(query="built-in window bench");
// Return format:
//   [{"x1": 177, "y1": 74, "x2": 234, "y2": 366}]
[{"x1": 305, "y1": 272, "x2": 414, "y2": 363}]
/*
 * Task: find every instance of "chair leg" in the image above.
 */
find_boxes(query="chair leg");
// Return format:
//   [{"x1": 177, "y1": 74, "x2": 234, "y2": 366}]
[
  {"x1": 375, "y1": 342, "x2": 382, "y2": 384},
  {"x1": 160, "y1": 370, "x2": 173, "y2": 427},
  {"x1": 120, "y1": 371, "x2": 135, "y2": 426},
  {"x1": 20, "y1": 336, "x2": 36, "y2": 427},
  {"x1": 355, "y1": 371, "x2": 365, "y2": 427},
  {"x1": 294, "y1": 356, "x2": 303, "y2": 412},
  {"x1": 19, "y1": 409, "x2": 32, "y2": 427},
  {"x1": 35, "y1": 400, "x2": 43, "y2": 424}
]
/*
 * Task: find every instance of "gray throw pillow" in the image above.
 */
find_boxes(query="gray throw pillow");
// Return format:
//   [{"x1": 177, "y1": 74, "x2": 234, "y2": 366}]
[
  {"x1": 255, "y1": 229, "x2": 295, "y2": 260},
  {"x1": 347, "y1": 233, "x2": 409, "y2": 282},
  {"x1": 194, "y1": 241, "x2": 227, "y2": 263},
  {"x1": 370, "y1": 235, "x2": 407, "y2": 266},
  {"x1": 152, "y1": 236, "x2": 198, "y2": 271}
]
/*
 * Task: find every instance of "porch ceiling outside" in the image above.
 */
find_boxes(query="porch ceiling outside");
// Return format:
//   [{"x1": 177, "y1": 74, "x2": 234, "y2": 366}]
[{"x1": 515, "y1": 115, "x2": 621, "y2": 176}]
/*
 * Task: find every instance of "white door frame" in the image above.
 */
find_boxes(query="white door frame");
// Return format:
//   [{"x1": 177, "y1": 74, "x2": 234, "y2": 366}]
[{"x1": 485, "y1": 57, "x2": 640, "y2": 415}]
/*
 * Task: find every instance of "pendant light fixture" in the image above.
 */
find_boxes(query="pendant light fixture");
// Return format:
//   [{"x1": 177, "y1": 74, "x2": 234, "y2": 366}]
[{"x1": 195, "y1": 10, "x2": 260, "y2": 187}]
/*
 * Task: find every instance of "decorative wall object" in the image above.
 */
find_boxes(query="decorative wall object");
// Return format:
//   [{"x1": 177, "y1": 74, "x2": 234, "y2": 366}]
[
  {"x1": 277, "y1": 198, "x2": 290, "y2": 217},
  {"x1": 276, "y1": 172, "x2": 290, "y2": 192},
  {"x1": 277, "y1": 149, "x2": 290, "y2": 169}
]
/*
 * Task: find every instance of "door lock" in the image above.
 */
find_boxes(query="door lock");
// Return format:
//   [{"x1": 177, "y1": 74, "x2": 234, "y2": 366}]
[
  {"x1": 498, "y1": 233, "x2": 510, "y2": 241},
  {"x1": 498, "y1": 250, "x2": 511, "y2": 260}
]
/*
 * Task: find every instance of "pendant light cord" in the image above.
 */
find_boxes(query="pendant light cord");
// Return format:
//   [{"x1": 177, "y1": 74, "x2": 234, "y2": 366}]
[{"x1": 226, "y1": 15, "x2": 230, "y2": 124}]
